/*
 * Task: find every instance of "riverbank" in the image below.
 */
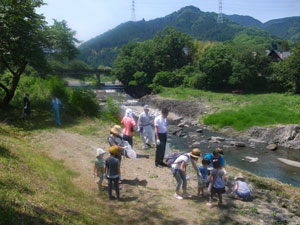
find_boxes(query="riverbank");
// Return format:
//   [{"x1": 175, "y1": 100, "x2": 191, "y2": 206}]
[
  {"x1": 140, "y1": 93, "x2": 300, "y2": 150},
  {"x1": 1, "y1": 116, "x2": 299, "y2": 225}
]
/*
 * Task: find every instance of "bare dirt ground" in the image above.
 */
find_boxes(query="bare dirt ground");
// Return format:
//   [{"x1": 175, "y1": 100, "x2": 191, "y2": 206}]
[{"x1": 33, "y1": 126, "x2": 300, "y2": 225}]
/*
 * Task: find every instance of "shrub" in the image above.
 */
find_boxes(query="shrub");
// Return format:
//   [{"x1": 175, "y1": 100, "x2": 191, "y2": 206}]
[
  {"x1": 183, "y1": 72, "x2": 207, "y2": 89},
  {"x1": 9, "y1": 74, "x2": 99, "y2": 117},
  {"x1": 69, "y1": 89, "x2": 99, "y2": 117},
  {"x1": 153, "y1": 71, "x2": 184, "y2": 87}
]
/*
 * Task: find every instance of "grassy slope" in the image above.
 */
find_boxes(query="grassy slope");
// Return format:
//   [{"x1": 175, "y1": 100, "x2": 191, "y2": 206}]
[
  {"x1": 0, "y1": 110, "x2": 122, "y2": 225},
  {"x1": 159, "y1": 87, "x2": 300, "y2": 130}
]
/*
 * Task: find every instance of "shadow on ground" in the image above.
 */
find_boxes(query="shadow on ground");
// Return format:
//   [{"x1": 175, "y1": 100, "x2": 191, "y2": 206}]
[
  {"x1": 0, "y1": 107, "x2": 80, "y2": 131},
  {"x1": 121, "y1": 178, "x2": 148, "y2": 187}
]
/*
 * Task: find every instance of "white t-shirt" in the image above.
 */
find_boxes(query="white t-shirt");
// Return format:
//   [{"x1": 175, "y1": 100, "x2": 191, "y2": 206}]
[
  {"x1": 154, "y1": 115, "x2": 167, "y2": 133},
  {"x1": 171, "y1": 154, "x2": 190, "y2": 169}
]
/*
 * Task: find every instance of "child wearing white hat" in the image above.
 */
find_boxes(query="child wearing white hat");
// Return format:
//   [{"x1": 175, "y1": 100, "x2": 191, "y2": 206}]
[
  {"x1": 232, "y1": 173, "x2": 252, "y2": 200},
  {"x1": 93, "y1": 148, "x2": 107, "y2": 191}
]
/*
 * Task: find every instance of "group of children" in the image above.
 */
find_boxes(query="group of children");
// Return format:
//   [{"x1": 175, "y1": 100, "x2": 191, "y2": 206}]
[{"x1": 197, "y1": 156, "x2": 252, "y2": 207}]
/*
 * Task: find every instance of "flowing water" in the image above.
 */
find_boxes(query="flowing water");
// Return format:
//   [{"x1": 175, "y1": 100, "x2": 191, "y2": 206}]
[{"x1": 167, "y1": 124, "x2": 300, "y2": 187}]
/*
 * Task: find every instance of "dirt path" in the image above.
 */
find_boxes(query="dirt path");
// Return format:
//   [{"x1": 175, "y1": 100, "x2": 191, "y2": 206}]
[{"x1": 33, "y1": 127, "x2": 300, "y2": 225}]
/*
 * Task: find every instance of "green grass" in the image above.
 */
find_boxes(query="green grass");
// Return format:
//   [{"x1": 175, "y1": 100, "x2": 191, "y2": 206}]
[
  {"x1": 0, "y1": 124, "x2": 123, "y2": 225},
  {"x1": 159, "y1": 87, "x2": 300, "y2": 130},
  {"x1": 204, "y1": 104, "x2": 300, "y2": 130}
]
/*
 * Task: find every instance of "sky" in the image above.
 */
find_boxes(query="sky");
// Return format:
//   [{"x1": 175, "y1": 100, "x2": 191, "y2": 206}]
[{"x1": 37, "y1": 0, "x2": 300, "y2": 43}]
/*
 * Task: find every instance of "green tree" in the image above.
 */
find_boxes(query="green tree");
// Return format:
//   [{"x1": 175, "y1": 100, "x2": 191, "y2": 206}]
[
  {"x1": 153, "y1": 27, "x2": 194, "y2": 71},
  {"x1": 269, "y1": 41, "x2": 300, "y2": 93},
  {"x1": 286, "y1": 41, "x2": 300, "y2": 93},
  {"x1": 198, "y1": 43, "x2": 233, "y2": 91},
  {"x1": 229, "y1": 45, "x2": 270, "y2": 91},
  {"x1": 0, "y1": 0, "x2": 78, "y2": 107}
]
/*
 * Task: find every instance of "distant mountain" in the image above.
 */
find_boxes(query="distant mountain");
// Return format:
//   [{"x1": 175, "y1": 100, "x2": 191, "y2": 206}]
[
  {"x1": 78, "y1": 6, "x2": 296, "y2": 67},
  {"x1": 226, "y1": 15, "x2": 263, "y2": 28},
  {"x1": 226, "y1": 15, "x2": 300, "y2": 42}
]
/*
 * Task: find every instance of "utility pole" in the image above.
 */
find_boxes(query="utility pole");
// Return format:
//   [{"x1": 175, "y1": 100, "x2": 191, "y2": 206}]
[
  {"x1": 131, "y1": 0, "x2": 136, "y2": 21},
  {"x1": 217, "y1": 0, "x2": 223, "y2": 23}
]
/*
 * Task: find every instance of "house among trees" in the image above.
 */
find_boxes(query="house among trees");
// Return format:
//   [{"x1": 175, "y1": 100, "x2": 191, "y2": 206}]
[{"x1": 267, "y1": 50, "x2": 291, "y2": 62}]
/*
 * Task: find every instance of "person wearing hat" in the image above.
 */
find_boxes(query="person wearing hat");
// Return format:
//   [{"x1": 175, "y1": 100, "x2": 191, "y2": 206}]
[
  {"x1": 232, "y1": 173, "x2": 251, "y2": 200},
  {"x1": 108, "y1": 125, "x2": 125, "y2": 164},
  {"x1": 154, "y1": 108, "x2": 169, "y2": 167},
  {"x1": 204, "y1": 148, "x2": 225, "y2": 168},
  {"x1": 104, "y1": 146, "x2": 121, "y2": 200},
  {"x1": 93, "y1": 148, "x2": 107, "y2": 191},
  {"x1": 171, "y1": 148, "x2": 201, "y2": 200},
  {"x1": 138, "y1": 105, "x2": 155, "y2": 149},
  {"x1": 121, "y1": 108, "x2": 136, "y2": 147}
]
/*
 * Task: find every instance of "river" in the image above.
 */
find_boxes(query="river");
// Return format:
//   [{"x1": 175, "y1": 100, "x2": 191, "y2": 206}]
[{"x1": 121, "y1": 97, "x2": 300, "y2": 187}]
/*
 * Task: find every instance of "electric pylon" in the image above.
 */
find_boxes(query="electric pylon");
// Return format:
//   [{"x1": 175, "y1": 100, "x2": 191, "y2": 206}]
[
  {"x1": 131, "y1": 0, "x2": 136, "y2": 21},
  {"x1": 217, "y1": 0, "x2": 223, "y2": 23}
]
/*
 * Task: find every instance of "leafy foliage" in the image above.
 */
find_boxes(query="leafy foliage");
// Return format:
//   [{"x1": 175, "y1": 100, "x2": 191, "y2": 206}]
[
  {"x1": 113, "y1": 27, "x2": 194, "y2": 96},
  {"x1": 0, "y1": 0, "x2": 78, "y2": 107}
]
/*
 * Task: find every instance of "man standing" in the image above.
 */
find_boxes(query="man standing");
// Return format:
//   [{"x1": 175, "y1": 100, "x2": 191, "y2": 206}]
[
  {"x1": 21, "y1": 93, "x2": 31, "y2": 119},
  {"x1": 51, "y1": 95, "x2": 62, "y2": 126},
  {"x1": 154, "y1": 108, "x2": 169, "y2": 167},
  {"x1": 138, "y1": 105, "x2": 155, "y2": 149}
]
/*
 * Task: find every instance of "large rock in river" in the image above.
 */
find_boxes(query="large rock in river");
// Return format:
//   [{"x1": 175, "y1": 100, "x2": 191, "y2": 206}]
[{"x1": 248, "y1": 125, "x2": 300, "y2": 150}]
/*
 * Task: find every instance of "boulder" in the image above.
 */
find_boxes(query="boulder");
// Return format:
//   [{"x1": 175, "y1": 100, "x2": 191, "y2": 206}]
[
  {"x1": 177, "y1": 121, "x2": 186, "y2": 127},
  {"x1": 196, "y1": 129, "x2": 204, "y2": 133},
  {"x1": 266, "y1": 144, "x2": 277, "y2": 151},
  {"x1": 277, "y1": 158, "x2": 300, "y2": 168},
  {"x1": 192, "y1": 142, "x2": 201, "y2": 147},
  {"x1": 243, "y1": 156, "x2": 259, "y2": 163},
  {"x1": 230, "y1": 141, "x2": 246, "y2": 147},
  {"x1": 212, "y1": 136, "x2": 225, "y2": 141}
]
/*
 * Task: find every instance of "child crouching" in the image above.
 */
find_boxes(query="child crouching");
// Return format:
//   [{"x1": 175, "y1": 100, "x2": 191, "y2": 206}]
[
  {"x1": 197, "y1": 158, "x2": 210, "y2": 197},
  {"x1": 232, "y1": 173, "x2": 252, "y2": 201},
  {"x1": 93, "y1": 148, "x2": 106, "y2": 191}
]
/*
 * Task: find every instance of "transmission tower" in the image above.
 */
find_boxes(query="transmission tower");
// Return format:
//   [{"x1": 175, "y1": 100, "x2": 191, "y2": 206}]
[
  {"x1": 131, "y1": 0, "x2": 136, "y2": 21},
  {"x1": 217, "y1": 0, "x2": 223, "y2": 23}
]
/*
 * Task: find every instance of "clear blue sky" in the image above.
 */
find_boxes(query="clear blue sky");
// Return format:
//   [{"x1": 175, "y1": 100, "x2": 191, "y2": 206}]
[{"x1": 37, "y1": 0, "x2": 300, "y2": 43}]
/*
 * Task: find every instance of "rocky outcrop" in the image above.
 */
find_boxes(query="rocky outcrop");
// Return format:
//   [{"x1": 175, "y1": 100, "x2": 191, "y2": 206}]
[
  {"x1": 248, "y1": 125, "x2": 300, "y2": 150},
  {"x1": 139, "y1": 95, "x2": 209, "y2": 120}
]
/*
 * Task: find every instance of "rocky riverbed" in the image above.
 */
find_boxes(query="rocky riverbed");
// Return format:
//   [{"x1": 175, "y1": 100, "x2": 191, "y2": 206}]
[{"x1": 137, "y1": 94, "x2": 300, "y2": 187}]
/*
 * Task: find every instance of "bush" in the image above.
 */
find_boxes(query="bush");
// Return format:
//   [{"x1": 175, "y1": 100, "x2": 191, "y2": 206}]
[
  {"x1": 9, "y1": 74, "x2": 99, "y2": 117},
  {"x1": 153, "y1": 71, "x2": 184, "y2": 87},
  {"x1": 183, "y1": 72, "x2": 207, "y2": 89},
  {"x1": 104, "y1": 96, "x2": 120, "y2": 122},
  {"x1": 69, "y1": 89, "x2": 100, "y2": 117}
]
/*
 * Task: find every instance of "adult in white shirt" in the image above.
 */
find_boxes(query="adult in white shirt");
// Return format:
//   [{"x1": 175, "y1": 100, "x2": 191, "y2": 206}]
[
  {"x1": 138, "y1": 105, "x2": 155, "y2": 149},
  {"x1": 171, "y1": 148, "x2": 201, "y2": 199},
  {"x1": 154, "y1": 108, "x2": 169, "y2": 167}
]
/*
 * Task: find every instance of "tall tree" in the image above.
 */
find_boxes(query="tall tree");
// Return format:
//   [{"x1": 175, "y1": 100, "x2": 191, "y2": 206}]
[{"x1": 0, "y1": 0, "x2": 78, "y2": 107}]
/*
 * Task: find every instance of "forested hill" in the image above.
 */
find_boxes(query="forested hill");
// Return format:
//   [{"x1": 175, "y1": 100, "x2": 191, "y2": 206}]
[
  {"x1": 226, "y1": 15, "x2": 300, "y2": 41},
  {"x1": 78, "y1": 5, "x2": 297, "y2": 67}
]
